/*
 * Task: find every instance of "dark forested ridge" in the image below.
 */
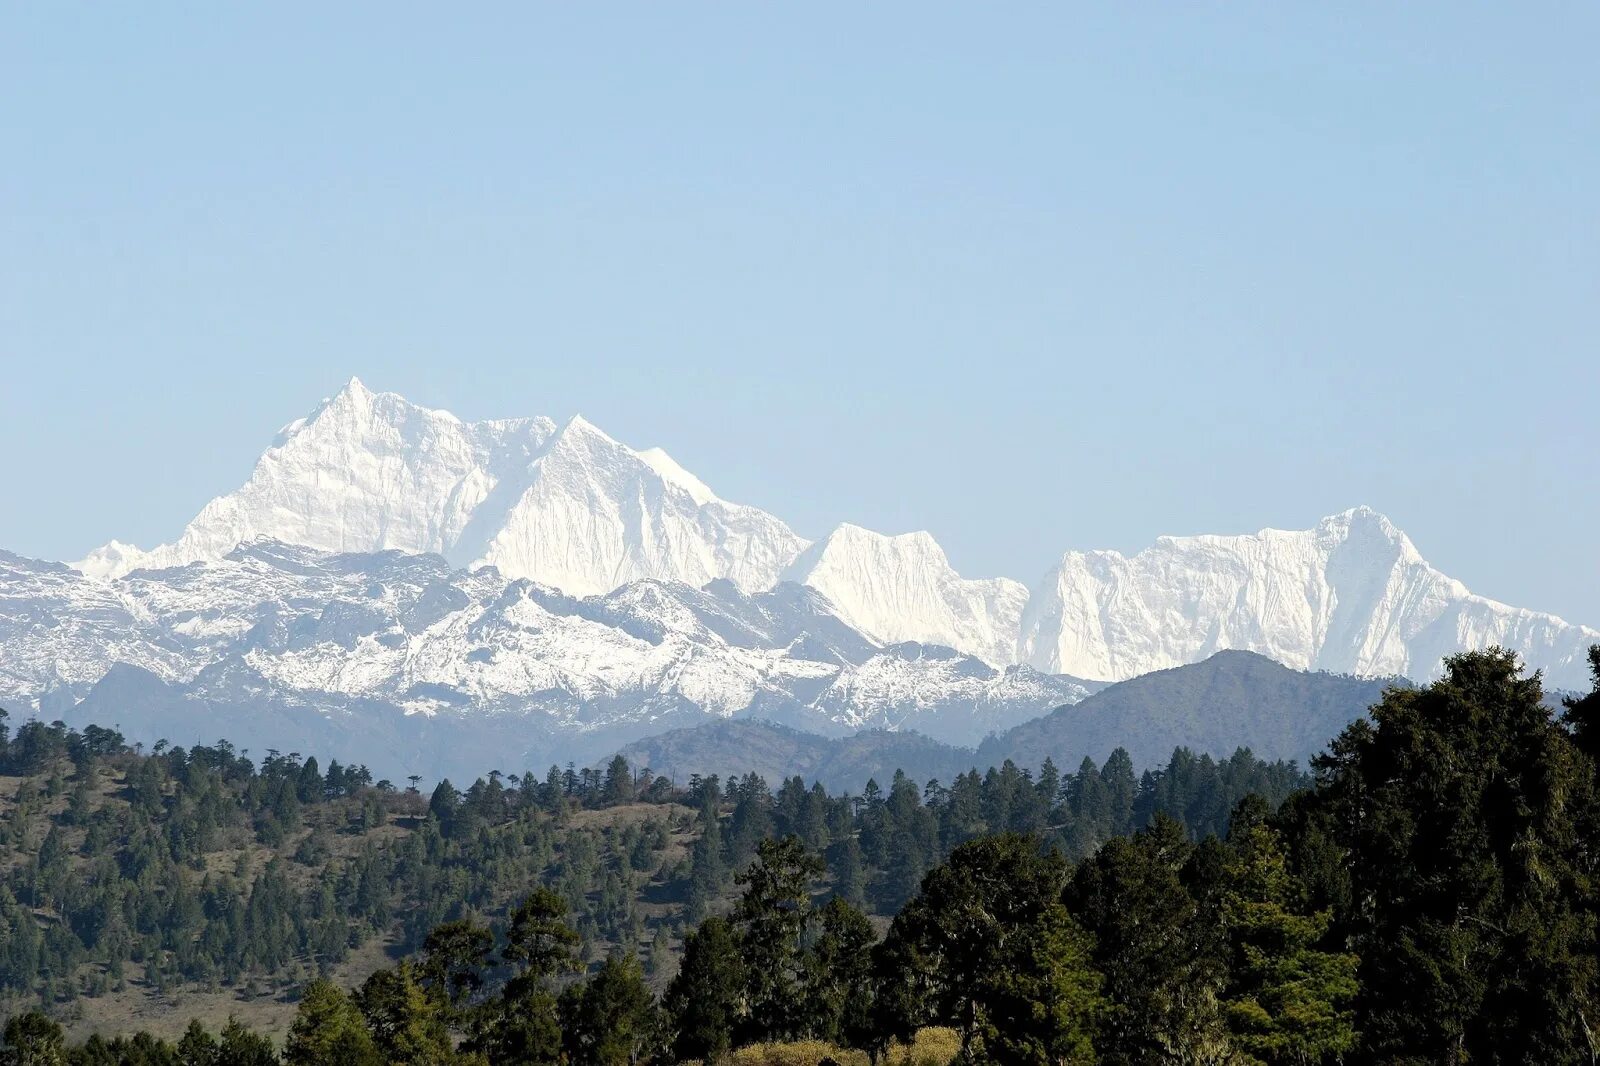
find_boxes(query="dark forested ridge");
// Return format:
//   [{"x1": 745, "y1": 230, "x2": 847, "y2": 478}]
[
  {"x1": 977, "y1": 650, "x2": 1398, "y2": 772},
  {"x1": 0, "y1": 701, "x2": 1302, "y2": 1042},
  {"x1": 1, "y1": 645, "x2": 1599, "y2": 1064},
  {"x1": 620, "y1": 651, "x2": 1395, "y2": 791}
]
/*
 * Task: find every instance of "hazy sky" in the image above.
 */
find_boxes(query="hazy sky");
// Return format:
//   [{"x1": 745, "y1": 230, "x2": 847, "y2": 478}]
[{"x1": 3, "y1": 5, "x2": 1597, "y2": 624}]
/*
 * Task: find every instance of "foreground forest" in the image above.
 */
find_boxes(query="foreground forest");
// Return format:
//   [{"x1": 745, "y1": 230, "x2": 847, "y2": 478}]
[{"x1": 1, "y1": 645, "x2": 1599, "y2": 1063}]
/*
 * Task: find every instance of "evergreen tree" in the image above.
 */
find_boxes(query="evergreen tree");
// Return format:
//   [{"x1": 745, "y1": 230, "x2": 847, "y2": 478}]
[
  {"x1": 1563, "y1": 645, "x2": 1600, "y2": 759},
  {"x1": 420, "y1": 918, "x2": 493, "y2": 1013},
  {"x1": 176, "y1": 1020, "x2": 218, "y2": 1066},
  {"x1": 215, "y1": 1019, "x2": 275, "y2": 1066},
  {"x1": 882, "y1": 834, "x2": 1103, "y2": 1064},
  {"x1": 285, "y1": 978, "x2": 382, "y2": 1066},
  {"x1": 801, "y1": 897, "x2": 878, "y2": 1050},
  {"x1": 729, "y1": 836, "x2": 824, "y2": 1044},
  {"x1": 473, "y1": 888, "x2": 580, "y2": 1065},
  {"x1": 1066, "y1": 814, "x2": 1228, "y2": 1064},
  {"x1": 663, "y1": 916, "x2": 744, "y2": 1064},
  {"x1": 559, "y1": 952, "x2": 662, "y2": 1066},
  {"x1": 1313, "y1": 648, "x2": 1600, "y2": 1062},
  {"x1": 355, "y1": 963, "x2": 455, "y2": 1065},
  {"x1": 601, "y1": 756, "x2": 635, "y2": 807},
  {"x1": 1, "y1": 1011, "x2": 65, "y2": 1066},
  {"x1": 1220, "y1": 822, "x2": 1357, "y2": 1065}
]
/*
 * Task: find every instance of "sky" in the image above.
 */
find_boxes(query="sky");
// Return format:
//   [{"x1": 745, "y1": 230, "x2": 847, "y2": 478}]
[{"x1": 2, "y1": 5, "x2": 1597, "y2": 624}]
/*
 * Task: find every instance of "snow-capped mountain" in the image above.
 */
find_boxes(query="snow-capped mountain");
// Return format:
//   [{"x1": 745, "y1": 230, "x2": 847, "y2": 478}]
[
  {"x1": 44, "y1": 377, "x2": 1600, "y2": 758},
  {"x1": 1, "y1": 542, "x2": 1093, "y2": 779},
  {"x1": 1018, "y1": 506, "x2": 1599, "y2": 688},
  {"x1": 78, "y1": 378, "x2": 807, "y2": 597},
  {"x1": 782, "y1": 524, "x2": 1028, "y2": 670}
]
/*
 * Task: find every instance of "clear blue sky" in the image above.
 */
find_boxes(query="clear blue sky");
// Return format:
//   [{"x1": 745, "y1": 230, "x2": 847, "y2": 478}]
[{"x1": 3, "y1": 5, "x2": 1596, "y2": 624}]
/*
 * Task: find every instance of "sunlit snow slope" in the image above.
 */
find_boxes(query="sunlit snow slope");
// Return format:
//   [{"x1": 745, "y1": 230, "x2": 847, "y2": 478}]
[
  {"x1": 77, "y1": 379, "x2": 806, "y2": 597},
  {"x1": 1019, "y1": 507, "x2": 1598, "y2": 687}
]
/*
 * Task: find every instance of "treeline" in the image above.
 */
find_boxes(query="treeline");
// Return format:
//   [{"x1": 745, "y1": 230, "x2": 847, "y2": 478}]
[
  {"x1": 6, "y1": 645, "x2": 1599, "y2": 1064},
  {"x1": 0, "y1": 701, "x2": 1305, "y2": 1017}
]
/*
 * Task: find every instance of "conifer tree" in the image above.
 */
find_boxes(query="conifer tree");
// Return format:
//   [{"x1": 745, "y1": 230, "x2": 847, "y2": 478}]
[
  {"x1": 730, "y1": 836, "x2": 824, "y2": 1044},
  {"x1": 560, "y1": 952, "x2": 662, "y2": 1066},
  {"x1": 285, "y1": 978, "x2": 382, "y2": 1066},
  {"x1": 801, "y1": 896, "x2": 878, "y2": 1048},
  {"x1": 355, "y1": 963, "x2": 455, "y2": 1065},
  {"x1": 1220, "y1": 823, "x2": 1357, "y2": 1065},
  {"x1": 664, "y1": 916, "x2": 744, "y2": 1064},
  {"x1": 883, "y1": 833, "x2": 1104, "y2": 1064},
  {"x1": 1315, "y1": 647, "x2": 1600, "y2": 1062},
  {"x1": 0, "y1": 1010, "x2": 65, "y2": 1066}
]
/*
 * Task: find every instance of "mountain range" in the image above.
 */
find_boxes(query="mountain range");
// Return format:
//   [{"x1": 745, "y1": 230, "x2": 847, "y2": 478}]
[
  {"x1": 0, "y1": 378, "x2": 1592, "y2": 781},
  {"x1": 70, "y1": 379, "x2": 1599, "y2": 687}
]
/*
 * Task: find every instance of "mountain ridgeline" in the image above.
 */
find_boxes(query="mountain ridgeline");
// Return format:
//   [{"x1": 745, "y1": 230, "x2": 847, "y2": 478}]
[{"x1": 619, "y1": 651, "x2": 1394, "y2": 791}]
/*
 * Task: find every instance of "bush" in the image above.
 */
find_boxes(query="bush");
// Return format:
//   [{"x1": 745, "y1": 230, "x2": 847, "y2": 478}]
[{"x1": 681, "y1": 1029, "x2": 959, "y2": 1066}]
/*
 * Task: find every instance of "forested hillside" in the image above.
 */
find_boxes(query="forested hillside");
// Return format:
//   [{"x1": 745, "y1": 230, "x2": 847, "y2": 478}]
[
  {"x1": 4, "y1": 645, "x2": 1598, "y2": 1064},
  {"x1": 0, "y1": 704, "x2": 1301, "y2": 1044}
]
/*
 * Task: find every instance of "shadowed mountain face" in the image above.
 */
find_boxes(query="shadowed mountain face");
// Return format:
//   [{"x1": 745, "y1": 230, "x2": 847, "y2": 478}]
[
  {"x1": 616, "y1": 651, "x2": 1401, "y2": 790},
  {"x1": 975, "y1": 650, "x2": 1399, "y2": 773}
]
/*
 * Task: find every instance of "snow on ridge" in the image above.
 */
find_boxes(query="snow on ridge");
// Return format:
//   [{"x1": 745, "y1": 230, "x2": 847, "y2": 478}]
[
  {"x1": 2, "y1": 540, "x2": 1077, "y2": 748},
  {"x1": 58, "y1": 382, "x2": 1600, "y2": 692},
  {"x1": 73, "y1": 379, "x2": 806, "y2": 598},
  {"x1": 1019, "y1": 504, "x2": 1599, "y2": 687}
]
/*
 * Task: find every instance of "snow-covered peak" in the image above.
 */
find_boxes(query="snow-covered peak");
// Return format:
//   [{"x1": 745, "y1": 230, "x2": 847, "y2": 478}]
[
  {"x1": 636, "y1": 447, "x2": 718, "y2": 506},
  {"x1": 75, "y1": 382, "x2": 805, "y2": 599},
  {"x1": 1020, "y1": 507, "x2": 1598, "y2": 685},
  {"x1": 61, "y1": 380, "x2": 1600, "y2": 696},
  {"x1": 782, "y1": 523, "x2": 1028, "y2": 669}
]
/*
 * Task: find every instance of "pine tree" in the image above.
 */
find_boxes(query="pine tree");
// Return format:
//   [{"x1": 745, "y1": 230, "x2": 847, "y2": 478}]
[
  {"x1": 730, "y1": 836, "x2": 824, "y2": 1043},
  {"x1": 355, "y1": 963, "x2": 455, "y2": 1065},
  {"x1": 664, "y1": 916, "x2": 744, "y2": 1064},
  {"x1": 560, "y1": 952, "x2": 662, "y2": 1066},
  {"x1": 473, "y1": 888, "x2": 580, "y2": 1065},
  {"x1": 176, "y1": 1019, "x2": 219, "y2": 1066},
  {"x1": 801, "y1": 897, "x2": 878, "y2": 1049},
  {"x1": 1220, "y1": 823, "x2": 1357, "y2": 1065},
  {"x1": 1, "y1": 1010, "x2": 65, "y2": 1066},
  {"x1": 216, "y1": 1018, "x2": 276, "y2": 1066},
  {"x1": 285, "y1": 978, "x2": 382, "y2": 1066},
  {"x1": 1065, "y1": 813, "x2": 1227, "y2": 1064},
  {"x1": 1314, "y1": 648, "x2": 1600, "y2": 1061}
]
